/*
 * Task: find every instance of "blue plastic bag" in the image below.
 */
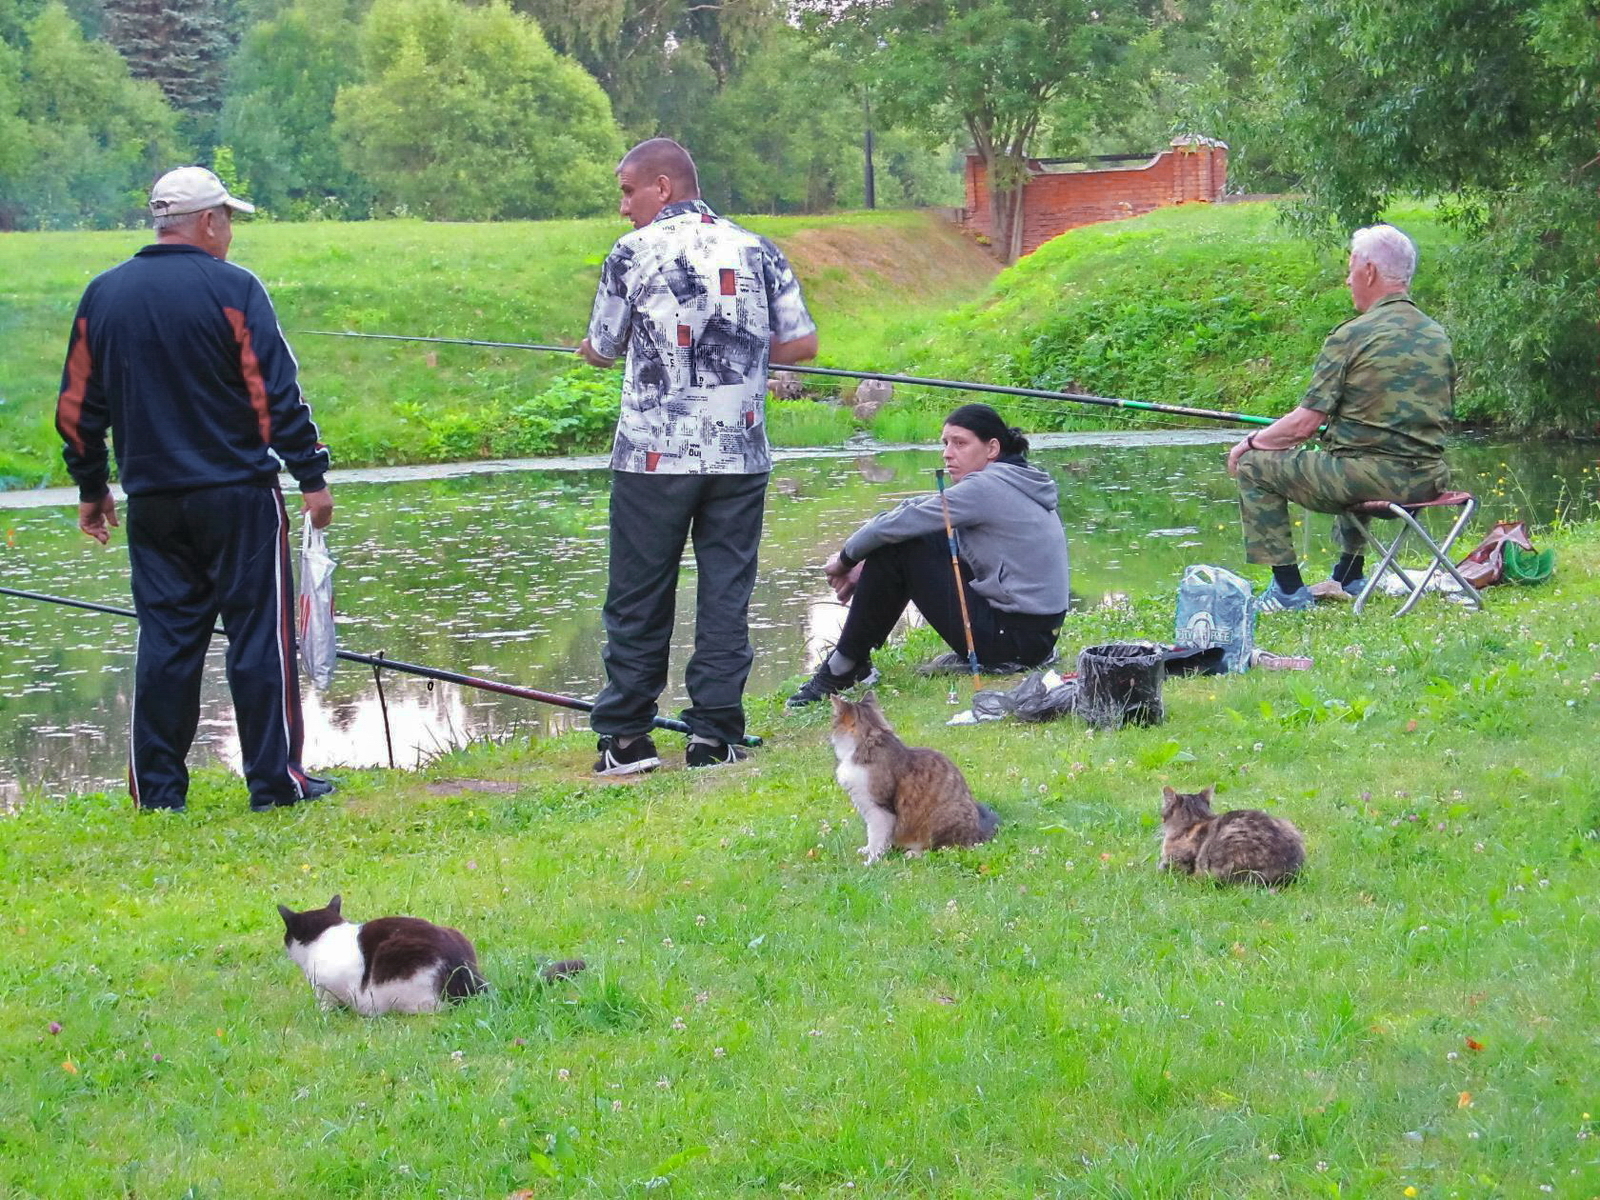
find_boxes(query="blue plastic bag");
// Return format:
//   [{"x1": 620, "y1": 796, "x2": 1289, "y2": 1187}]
[{"x1": 1174, "y1": 565, "x2": 1255, "y2": 674}]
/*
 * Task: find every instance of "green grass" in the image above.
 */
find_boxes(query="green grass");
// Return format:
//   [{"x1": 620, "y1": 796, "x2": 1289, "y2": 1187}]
[
  {"x1": 5, "y1": 526, "x2": 1599, "y2": 1197},
  {"x1": 0, "y1": 210, "x2": 995, "y2": 487}
]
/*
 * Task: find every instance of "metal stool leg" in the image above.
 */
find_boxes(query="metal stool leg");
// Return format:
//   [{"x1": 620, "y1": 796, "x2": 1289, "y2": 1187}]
[
  {"x1": 1389, "y1": 496, "x2": 1482, "y2": 615},
  {"x1": 1351, "y1": 497, "x2": 1483, "y2": 616}
]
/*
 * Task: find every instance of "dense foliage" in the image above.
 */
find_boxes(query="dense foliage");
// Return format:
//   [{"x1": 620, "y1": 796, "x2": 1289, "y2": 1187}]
[
  {"x1": 1220, "y1": 0, "x2": 1600, "y2": 432},
  {"x1": 333, "y1": 0, "x2": 620, "y2": 221}
]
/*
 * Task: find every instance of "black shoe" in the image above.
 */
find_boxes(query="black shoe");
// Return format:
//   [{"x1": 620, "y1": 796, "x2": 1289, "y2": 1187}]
[
  {"x1": 250, "y1": 774, "x2": 337, "y2": 812},
  {"x1": 686, "y1": 740, "x2": 749, "y2": 768},
  {"x1": 593, "y1": 734, "x2": 660, "y2": 776},
  {"x1": 786, "y1": 659, "x2": 879, "y2": 708}
]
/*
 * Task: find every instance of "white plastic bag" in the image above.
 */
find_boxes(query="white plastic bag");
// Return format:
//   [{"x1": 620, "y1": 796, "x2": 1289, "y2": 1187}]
[{"x1": 297, "y1": 517, "x2": 337, "y2": 689}]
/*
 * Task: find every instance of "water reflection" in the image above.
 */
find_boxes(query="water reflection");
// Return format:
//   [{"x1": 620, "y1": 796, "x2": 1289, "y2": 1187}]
[{"x1": 1, "y1": 433, "x2": 1593, "y2": 796}]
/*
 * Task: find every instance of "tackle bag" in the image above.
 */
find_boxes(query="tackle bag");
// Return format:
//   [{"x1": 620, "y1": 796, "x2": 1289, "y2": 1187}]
[
  {"x1": 297, "y1": 518, "x2": 337, "y2": 689},
  {"x1": 1174, "y1": 564, "x2": 1255, "y2": 674}
]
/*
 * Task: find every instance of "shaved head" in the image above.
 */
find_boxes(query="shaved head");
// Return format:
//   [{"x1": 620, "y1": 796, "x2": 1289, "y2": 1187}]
[{"x1": 619, "y1": 138, "x2": 699, "y2": 197}]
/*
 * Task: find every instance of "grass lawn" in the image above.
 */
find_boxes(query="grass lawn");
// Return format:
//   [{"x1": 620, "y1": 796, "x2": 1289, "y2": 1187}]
[
  {"x1": 0, "y1": 210, "x2": 996, "y2": 487},
  {"x1": 4, "y1": 524, "x2": 1597, "y2": 1198}
]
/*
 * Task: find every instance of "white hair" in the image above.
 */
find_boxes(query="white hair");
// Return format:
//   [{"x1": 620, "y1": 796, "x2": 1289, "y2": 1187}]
[
  {"x1": 1350, "y1": 224, "x2": 1417, "y2": 286},
  {"x1": 152, "y1": 205, "x2": 222, "y2": 235}
]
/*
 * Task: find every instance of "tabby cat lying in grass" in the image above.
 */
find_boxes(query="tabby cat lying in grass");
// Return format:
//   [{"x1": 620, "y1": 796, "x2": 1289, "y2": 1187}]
[{"x1": 1159, "y1": 785, "x2": 1304, "y2": 886}]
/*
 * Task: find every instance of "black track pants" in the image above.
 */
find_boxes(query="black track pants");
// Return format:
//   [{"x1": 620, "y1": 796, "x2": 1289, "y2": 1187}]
[
  {"x1": 126, "y1": 485, "x2": 312, "y2": 809},
  {"x1": 835, "y1": 532, "x2": 1063, "y2": 668}
]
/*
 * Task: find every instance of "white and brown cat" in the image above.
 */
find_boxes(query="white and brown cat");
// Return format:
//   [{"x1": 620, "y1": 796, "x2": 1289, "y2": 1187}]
[
  {"x1": 830, "y1": 692, "x2": 999, "y2": 863},
  {"x1": 277, "y1": 895, "x2": 487, "y2": 1015}
]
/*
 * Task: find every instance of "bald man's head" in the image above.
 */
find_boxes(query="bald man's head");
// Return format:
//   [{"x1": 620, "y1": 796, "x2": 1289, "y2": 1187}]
[
  {"x1": 620, "y1": 139, "x2": 699, "y2": 194},
  {"x1": 615, "y1": 139, "x2": 700, "y2": 228}
]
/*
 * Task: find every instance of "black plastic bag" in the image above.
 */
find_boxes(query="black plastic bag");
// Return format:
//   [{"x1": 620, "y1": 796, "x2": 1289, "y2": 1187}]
[{"x1": 970, "y1": 670, "x2": 1078, "y2": 723}]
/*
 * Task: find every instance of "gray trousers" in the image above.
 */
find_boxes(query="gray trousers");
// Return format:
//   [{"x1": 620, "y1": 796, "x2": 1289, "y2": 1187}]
[{"x1": 590, "y1": 470, "x2": 768, "y2": 745}]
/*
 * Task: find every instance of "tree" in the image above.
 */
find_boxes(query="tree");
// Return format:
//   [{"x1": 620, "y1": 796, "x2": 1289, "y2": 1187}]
[
  {"x1": 1226, "y1": 0, "x2": 1600, "y2": 431},
  {"x1": 0, "y1": 1, "x2": 181, "y2": 229},
  {"x1": 807, "y1": 0, "x2": 1158, "y2": 262},
  {"x1": 333, "y1": 0, "x2": 622, "y2": 221},
  {"x1": 516, "y1": 0, "x2": 781, "y2": 139},
  {"x1": 221, "y1": 0, "x2": 374, "y2": 217},
  {"x1": 101, "y1": 0, "x2": 232, "y2": 151}
]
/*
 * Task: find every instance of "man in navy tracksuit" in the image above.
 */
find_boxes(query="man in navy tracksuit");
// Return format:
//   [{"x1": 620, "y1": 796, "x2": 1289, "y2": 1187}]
[{"x1": 54, "y1": 166, "x2": 335, "y2": 813}]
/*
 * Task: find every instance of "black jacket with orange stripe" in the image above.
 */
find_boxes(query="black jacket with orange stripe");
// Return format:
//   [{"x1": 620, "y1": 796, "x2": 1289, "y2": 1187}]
[{"x1": 55, "y1": 242, "x2": 330, "y2": 502}]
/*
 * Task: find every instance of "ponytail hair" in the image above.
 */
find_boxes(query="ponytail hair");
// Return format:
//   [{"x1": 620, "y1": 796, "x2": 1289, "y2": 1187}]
[{"x1": 944, "y1": 403, "x2": 1029, "y2": 458}]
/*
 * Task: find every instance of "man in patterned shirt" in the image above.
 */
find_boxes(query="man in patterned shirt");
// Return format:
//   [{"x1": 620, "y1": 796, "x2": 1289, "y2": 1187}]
[
  {"x1": 578, "y1": 138, "x2": 818, "y2": 773},
  {"x1": 1226, "y1": 224, "x2": 1456, "y2": 611}
]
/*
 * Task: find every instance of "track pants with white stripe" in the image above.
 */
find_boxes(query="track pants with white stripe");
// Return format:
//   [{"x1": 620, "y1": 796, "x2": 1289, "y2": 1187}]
[{"x1": 126, "y1": 484, "x2": 312, "y2": 810}]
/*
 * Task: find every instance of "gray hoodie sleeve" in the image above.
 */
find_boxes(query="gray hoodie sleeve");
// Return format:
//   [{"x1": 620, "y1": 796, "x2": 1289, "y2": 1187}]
[{"x1": 841, "y1": 471, "x2": 1000, "y2": 561}]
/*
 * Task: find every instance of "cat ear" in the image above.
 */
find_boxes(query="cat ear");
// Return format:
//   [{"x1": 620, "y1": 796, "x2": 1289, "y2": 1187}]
[
  {"x1": 1200, "y1": 785, "x2": 1215, "y2": 802},
  {"x1": 860, "y1": 689, "x2": 878, "y2": 706},
  {"x1": 277, "y1": 903, "x2": 294, "y2": 925},
  {"x1": 328, "y1": 894, "x2": 342, "y2": 915},
  {"x1": 1162, "y1": 786, "x2": 1177, "y2": 801}
]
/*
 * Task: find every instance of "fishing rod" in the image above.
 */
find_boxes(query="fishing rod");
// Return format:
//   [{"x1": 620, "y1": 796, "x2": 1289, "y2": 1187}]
[
  {"x1": 0, "y1": 586, "x2": 761, "y2": 747},
  {"x1": 299, "y1": 329, "x2": 1275, "y2": 428}
]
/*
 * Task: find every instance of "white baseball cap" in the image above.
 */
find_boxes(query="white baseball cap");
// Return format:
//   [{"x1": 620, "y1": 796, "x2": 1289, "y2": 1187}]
[{"x1": 149, "y1": 166, "x2": 256, "y2": 217}]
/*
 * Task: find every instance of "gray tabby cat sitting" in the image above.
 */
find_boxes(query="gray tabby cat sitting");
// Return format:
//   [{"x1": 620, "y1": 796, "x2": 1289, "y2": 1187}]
[
  {"x1": 830, "y1": 692, "x2": 999, "y2": 863},
  {"x1": 1160, "y1": 785, "x2": 1304, "y2": 886}
]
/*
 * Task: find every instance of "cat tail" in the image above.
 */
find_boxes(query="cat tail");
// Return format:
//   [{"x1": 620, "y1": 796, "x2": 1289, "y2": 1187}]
[{"x1": 975, "y1": 803, "x2": 1001, "y2": 843}]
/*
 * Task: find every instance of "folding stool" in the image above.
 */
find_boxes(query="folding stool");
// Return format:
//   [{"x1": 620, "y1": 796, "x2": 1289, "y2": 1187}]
[{"x1": 1346, "y1": 491, "x2": 1484, "y2": 616}]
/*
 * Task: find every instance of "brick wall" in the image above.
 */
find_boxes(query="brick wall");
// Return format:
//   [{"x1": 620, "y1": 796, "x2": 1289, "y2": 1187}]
[{"x1": 962, "y1": 136, "x2": 1228, "y2": 257}]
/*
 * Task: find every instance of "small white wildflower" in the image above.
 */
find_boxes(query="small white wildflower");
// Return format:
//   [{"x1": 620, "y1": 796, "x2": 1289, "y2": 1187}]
[
  {"x1": 556, "y1": 1068, "x2": 570, "y2": 1081},
  {"x1": 662, "y1": 937, "x2": 674, "y2": 948},
  {"x1": 655, "y1": 1077, "x2": 671, "y2": 1089},
  {"x1": 695, "y1": 914, "x2": 706, "y2": 926},
  {"x1": 712, "y1": 1046, "x2": 726, "y2": 1058},
  {"x1": 612, "y1": 1099, "x2": 623, "y2": 1112},
  {"x1": 671, "y1": 1017, "x2": 686, "y2": 1032}
]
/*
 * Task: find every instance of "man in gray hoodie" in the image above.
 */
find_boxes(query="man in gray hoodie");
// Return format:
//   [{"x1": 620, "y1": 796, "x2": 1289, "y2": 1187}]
[{"x1": 788, "y1": 404, "x2": 1070, "y2": 706}]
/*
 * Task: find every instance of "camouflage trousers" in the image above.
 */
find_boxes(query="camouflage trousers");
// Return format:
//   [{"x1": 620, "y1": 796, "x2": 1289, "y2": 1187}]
[{"x1": 1236, "y1": 448, "x2": 1449, "y2": 565}]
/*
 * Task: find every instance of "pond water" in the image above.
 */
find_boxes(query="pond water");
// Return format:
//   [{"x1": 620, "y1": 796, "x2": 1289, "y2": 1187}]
[{"x1": 0, "y1": 431, "x2": 1593, "y2": 798}]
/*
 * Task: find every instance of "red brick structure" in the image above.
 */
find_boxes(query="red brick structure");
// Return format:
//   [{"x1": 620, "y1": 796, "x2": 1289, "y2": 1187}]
[{"x1": 961, "y1": 135, "x2": 1228, "y2": 258}]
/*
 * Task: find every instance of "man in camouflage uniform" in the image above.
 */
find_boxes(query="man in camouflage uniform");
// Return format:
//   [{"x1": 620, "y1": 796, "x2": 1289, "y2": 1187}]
[{"x1": 1226, "y1": 223, "x2": 1455, "y2": 610}]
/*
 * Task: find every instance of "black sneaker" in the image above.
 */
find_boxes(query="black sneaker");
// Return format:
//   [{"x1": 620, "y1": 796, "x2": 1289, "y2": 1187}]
[
  {"x1": 593, "y1": 734, "x2": 660, "y2": 776},
  {"x1": 785, "y1": 660, "x2": 879, "y2": 708},
  {"x1": 686, "y1": 740, "x2": 749, "y2": 768},
  {"x1": 250, "y1": 775, "x2": 336, "y2": 812}
]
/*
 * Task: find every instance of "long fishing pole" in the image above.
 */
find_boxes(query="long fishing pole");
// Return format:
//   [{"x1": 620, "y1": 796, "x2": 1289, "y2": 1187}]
[
  {"x1": 299, "y1": 329, "x2": 1274, "y2": 428},
  {"x1": 0, "y1": 586, "x2": 760, "y2": 747},
  {"x1": 932, "y1": 468, "x2": 981, "y2": 701}
]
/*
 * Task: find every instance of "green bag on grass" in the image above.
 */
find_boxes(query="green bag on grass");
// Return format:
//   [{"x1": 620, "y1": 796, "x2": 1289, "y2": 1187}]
[{"x1": 1501, "y1": 541, "x2": 1554, "y2": 585}]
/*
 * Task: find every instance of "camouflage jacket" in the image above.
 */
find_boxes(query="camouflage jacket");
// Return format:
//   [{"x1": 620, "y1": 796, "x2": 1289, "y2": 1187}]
[{"x1": 1301, "y1": 293, "x2": 1455, "y2": 461}]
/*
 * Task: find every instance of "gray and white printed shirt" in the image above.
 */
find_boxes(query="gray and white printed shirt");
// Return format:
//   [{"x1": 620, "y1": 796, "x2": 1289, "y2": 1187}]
[{"x1": 586, "y1": 200, "x2": 816, "y2": 474}]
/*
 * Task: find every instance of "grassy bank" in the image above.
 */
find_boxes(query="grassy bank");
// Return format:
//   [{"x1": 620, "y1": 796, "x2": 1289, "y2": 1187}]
[
  {"x1": 862, "y1": 201, "x2": 1461, "y2": 445},
  {"x1": 4, "y1": 524, "x2": 1597, "y2": 1197},
  {"x1": 0, "y1": 211, "x2": 996, "y2": 488}
]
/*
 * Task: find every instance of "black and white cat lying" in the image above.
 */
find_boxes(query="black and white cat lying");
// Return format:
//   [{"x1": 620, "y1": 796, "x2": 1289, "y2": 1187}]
[{"x1": 277, "y1": 895, "x2": 487, "y2": 1015}]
